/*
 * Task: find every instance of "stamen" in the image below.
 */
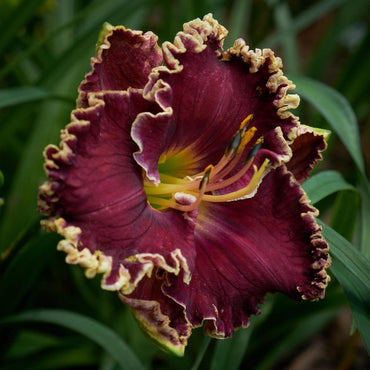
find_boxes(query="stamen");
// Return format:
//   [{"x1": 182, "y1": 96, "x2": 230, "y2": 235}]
[
  {"x1": 147, "y1": 164, "x2": 213, "y2": 212},
  {"x1": 237, "y1": 127, "x2": 257, "y2": 154},
  {"x1": 225, "y1": 130, "x2": 242, "y2": 157},
  {"x1": 145, "y1": 115, "x2": 268, "y2": 212},
  {"x1": 195, "y1": 114, "x2": 256, "y2": 179},
  {"x1": 245, "y1": 137, "x2": 264, "y2": 161},
  {"x1": 206, "y1": 158, "x2": 253, "y2": 192},
  {"x1": 206, "y1": 140, "x2": 264, "y2": 192},
  {"x1": 145, "y1": 180, "x2": 198, "y2": 195},
  {"x1": 213, "y1": 128, "x2": 257, "y2": 182},
  {"x1": 201, "y1": 158, "x2": 270, "y2": 202},
  {"x1": 199, "y1": 165, "x2": 213, "y2": 190},
  {"x1": 239, "y1": 114, "x2": 254, "y2": 132}
]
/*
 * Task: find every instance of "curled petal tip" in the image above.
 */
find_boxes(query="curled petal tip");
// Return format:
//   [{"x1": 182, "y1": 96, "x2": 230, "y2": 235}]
[
  {"x1": 96, "y1": 22, "x2": 114, "y2": 53},
  {"x1": 120, "y1": 295, "x2": 190, "y2": 357}
]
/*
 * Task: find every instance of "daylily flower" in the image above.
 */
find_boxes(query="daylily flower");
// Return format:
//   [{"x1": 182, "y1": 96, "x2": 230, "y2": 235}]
[{"x1": 38, "y1": 14, "x2": 331, "y2": 355}]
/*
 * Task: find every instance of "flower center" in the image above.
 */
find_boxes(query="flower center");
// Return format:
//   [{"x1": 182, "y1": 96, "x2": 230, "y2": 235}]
[{"x1": 144, "y1": 114, "x2": 270, "y2": 212}]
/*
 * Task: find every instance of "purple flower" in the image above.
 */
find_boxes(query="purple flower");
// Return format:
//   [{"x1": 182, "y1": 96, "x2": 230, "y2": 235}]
[{"x1": 38, "y1": 15, "x2": 331, "y2": 355}]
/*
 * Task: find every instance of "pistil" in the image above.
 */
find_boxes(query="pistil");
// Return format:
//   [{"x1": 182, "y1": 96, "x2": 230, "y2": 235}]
[{"x1": 145, "y1": 115, "x2": 270, "y2": 211}]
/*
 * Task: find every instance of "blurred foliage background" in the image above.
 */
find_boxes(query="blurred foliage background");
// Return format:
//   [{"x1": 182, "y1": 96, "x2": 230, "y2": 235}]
[{"x1": 0, "y1": 0, "x2": 369, "y2": 369}]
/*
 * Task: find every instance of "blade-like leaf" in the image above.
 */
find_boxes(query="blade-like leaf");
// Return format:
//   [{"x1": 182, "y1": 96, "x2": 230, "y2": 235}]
[
  {"x1": 210, "y1": 298, "x2": 274, "y2": 370},
  {"x1": 330, "y1": 190, "x2": 360, "y2": 241},
  {"x1": 303, "y1": 170, "x2": 356, "y2": 205},
  {"x1": 320, "y1": 221, "x2": 370, "y2": 353},
  {"x1": 191, "y1": 337, "x2": 211, "y2": 370},
  {"x1": 254, "y1": 308, "x2": 339, "y2": 370},
  {"x1": 0, "y1": 232, "x2": 57, "y2": 316},
  {"x1": 210, "y1": 328, "x2": 252, "y2": 370},
  {"x1": 261, "y1": 0, "x2": 346, "y2": 47},
  {"x1": 357, "y1": 175, "x2": 370, "y2": 259},
  {"x1": 0, "y1": 87, "x2": 73, "y2": 109},
  {"x1": 273, "y1": 1, "x2": 300, "y2": 75},
  {"x1": 292, "y1": 76, "x2": 365, "y2": 174},
  {"x1": 224, "y1": 0, "x2": 252, "y2": 49},
  {"x1": 0, "y1": 0, "x2": 45, "y2": 55},
  {"x1": 0, "y1": 170, "x2": 3, "y2": 208},
  {"x1": 294, "y1": 77, "x2": 370, "y2": 265},
  {"x1": 0, "y1": 309, "x2": 145, "y2": 370}
]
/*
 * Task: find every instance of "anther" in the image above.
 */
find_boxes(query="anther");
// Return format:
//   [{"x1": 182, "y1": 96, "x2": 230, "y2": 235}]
[
  {"x1": 239, "y1": 114, "x2": 254, "y2": 132},
  {"x1": 246, "y1": 136, "x2": 264, "y2": 161},
  {"x1": 199, "y1": 165, "x2": 213, "y2": 190},
  {"x1": 225, "y1": 114, "x2": 255, "y2": 157},
  {"x1": 237, "y1": 126, "x2": 257, "y2": 154},
  {"x1": 225, "y1": 130, "x2": 242, "y2": 157}
]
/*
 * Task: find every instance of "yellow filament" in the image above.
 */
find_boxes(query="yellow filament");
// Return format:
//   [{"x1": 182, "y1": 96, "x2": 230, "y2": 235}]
[
  {"x1": 147, "y1": 165, "x2": 213, "y2": 211},
  {"x1": 147, "y1": 196, "x2": 179, "y2": 210},
  {"x1": 159, "y1": 174, "x2": 189, "y2": 184},
  {"x1": 148, "y1": 190, "x2": 205, "y2": 213},
  {"x1": 146, "y1": 164, "x2": 214, "y2": 195},
  {"x1": 144, "y1": 181, "x2": 198, "y2": 195},
  {"x1": 201, "y1": 158, "x2": 269, "y2": 202}
]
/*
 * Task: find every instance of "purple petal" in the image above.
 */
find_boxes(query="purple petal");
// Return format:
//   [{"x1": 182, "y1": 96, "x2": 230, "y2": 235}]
[
  {"x1": 164, "y1": 166, "x2": 331, "y2": 337},
  {"x1": 287, "y1": 125, "x2": 328, "y2": 183},
  {"x1": 77, "y1": 24, "x2": 162, "y2": 107},
  {"x1": 134, "y1": 15, "x2": 299, "y2": 183},
  {"x1": 39, "y1": 91, "x2": 195, "y2": 293},
  {"x1": 120, "y1": 274, "x2": 191, "y2": 356}
]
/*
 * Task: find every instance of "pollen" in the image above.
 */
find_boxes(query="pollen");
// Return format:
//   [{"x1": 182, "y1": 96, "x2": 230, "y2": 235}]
[{"x1": 145, "y1": 115, "x2": 270, "y2": 212}]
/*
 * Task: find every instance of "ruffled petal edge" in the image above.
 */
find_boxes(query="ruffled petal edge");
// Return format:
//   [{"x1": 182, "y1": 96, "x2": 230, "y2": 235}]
[
  {"x1": 41, "y1": 217, "x2": 192, "y2": 295},
  {"x1": 120, "y1": 295, "x2": 191, "y2": 356},
  {"x1": 38, "y1": 91, "x2": 193, "y2": 295},
  {"x1": 287, "y1": 124, "x2": 329, "y2": 183},
  {"x1": 221, "y1": 37, "x2": 300, "y2": 143},
  {"x1": 77, "y1": 22, "x2": 162, "y2": 108}
]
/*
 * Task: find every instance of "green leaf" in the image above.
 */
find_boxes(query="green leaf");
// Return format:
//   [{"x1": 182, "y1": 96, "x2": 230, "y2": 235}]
[
  {"x1": 357, "y1": 175, "x2": 370, "y2": 259},
  {"x1": 5, "y1": 330, "x2": 63, "y2": 358},
  {"x1": 261, "y1": 0, "x2": 346, "y2": 47},
  {"x1": 273, "y1": 2, "x2": 299, "y2": 75},
  {"x1": 0, "y1": 87, "x2": 73, "y2": 109},
  {"x1": 210, "y1": 298, "x2": 274, "y2": 370},
  {"x1": 320, "y1": 221, "x2": 370, "y2": 352},
  {"x1": 0, "y1": 309, "x2": 145, "y2": 370},
  {"x1": 210, "y1": 328, "x2": 252, "y2": 370},
  {"x1": 0, "y1": 232, "x2": 57, "y2": 316},
  {"x1": 0, "y1": 0, "x2": 45, "y2": 56},
  {"x1": 254, "y1": 308, "x2": 339, "y2": 370},
  {"x1": 0, "y1": 170, "x2": 3, "y2": 208},
  {"x1": 292, "y1": 76, "x2": 365, "y2": 174},
  {"x1": 306, "y1": 0, "x2": 370, "y2": 79},
  {"x1": 330, "y1": 190, "x2": 360, "y2": 240},
  {"x1": 224, "y1": 0, "x2": 252, "y2": 49},
  {"x1": 190, "y1": 336, "x2": 211, "y2": 370},
  {"x1": 3, "y1": 342, "x2": 97, "y2": 370},
  {"x1": 303, "y1": 170, "x2": 356, "y2": 205}
]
